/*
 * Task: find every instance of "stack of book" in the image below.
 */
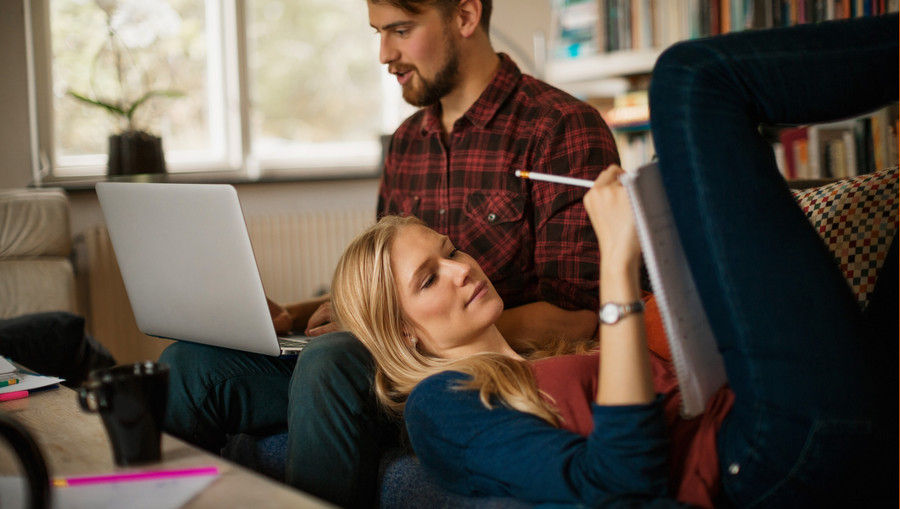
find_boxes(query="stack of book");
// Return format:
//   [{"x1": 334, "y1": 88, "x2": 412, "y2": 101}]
[
  {"x1": 775, "y1": 104, "x2": 899, "y2": 179},
  {"x1": 552, "y1": 0, "x2": 899, "y2": 57},
  {"x1": 603, "y1": 89, "x2": 656, "y2": 172}
]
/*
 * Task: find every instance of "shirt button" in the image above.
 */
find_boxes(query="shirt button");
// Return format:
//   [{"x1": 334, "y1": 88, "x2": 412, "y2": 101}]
[
  {"x1": 439, "y1": 209, "x2": 446, "y2": 215},
  {"x1": 728, "y1": 463, "x2": 740, "y2": 475},
  {"x1": 487, "y1": 213, "x2": 497, "y2": 222}
]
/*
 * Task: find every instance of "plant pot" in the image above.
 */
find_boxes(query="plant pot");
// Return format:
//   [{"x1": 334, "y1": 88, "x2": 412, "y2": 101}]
[{"x1": 107, "y1": 131, "x2": 167, "y2": 176}]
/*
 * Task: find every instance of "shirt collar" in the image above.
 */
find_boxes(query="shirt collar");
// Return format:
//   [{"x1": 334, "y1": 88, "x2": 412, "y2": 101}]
[{"x1": 419, "y1": 53, "x2": 522, "y2": 135}]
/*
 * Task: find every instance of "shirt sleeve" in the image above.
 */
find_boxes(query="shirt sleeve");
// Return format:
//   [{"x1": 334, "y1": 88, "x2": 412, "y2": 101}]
[
  {"x1": 405, "y1": 371, "x2": 669, "y2": 506},
  {"x1": 527, "y1": 103, "x2": 620, "y2": 312}
]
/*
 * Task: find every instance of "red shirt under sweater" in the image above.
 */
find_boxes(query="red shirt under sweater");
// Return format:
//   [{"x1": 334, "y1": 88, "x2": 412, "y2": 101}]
[{"x1": 531, "y1": 306, "x2": 735, "y2": 508}]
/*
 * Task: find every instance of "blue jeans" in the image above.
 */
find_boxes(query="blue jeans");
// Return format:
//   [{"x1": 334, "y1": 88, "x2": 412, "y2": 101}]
[
  {"x1": 159, "y1": 333, "x2": 398, "y2": 508},
  {"x1": 649, "y1": 14, "x2": 897, "y2": 508}
]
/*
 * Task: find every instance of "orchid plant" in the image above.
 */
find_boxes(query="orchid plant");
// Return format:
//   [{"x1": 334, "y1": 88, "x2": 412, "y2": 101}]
[{"x1": 67, "y1": 0, "x2": 184, "y2": 135}]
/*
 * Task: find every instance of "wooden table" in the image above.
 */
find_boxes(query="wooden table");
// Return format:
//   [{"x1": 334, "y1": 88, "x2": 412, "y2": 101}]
[{"x1": 0, "y1": 386, "x2": 334, "y2": 508}]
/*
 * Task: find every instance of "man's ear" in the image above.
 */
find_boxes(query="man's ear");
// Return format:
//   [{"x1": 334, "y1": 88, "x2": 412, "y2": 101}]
[{"x1": 456, "y1": 0, "x2": 483, "y2": 38}]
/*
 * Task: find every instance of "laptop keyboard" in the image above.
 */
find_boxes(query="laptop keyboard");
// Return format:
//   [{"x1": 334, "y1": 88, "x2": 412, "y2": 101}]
[{"x1": 278, "y1": 336, "x2": 312, "y2": 348}]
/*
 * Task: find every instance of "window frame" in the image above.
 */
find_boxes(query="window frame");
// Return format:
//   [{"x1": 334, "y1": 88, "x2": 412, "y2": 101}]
[{"x1": 30, "y1": 0, "x2": 392, "y2": 182}]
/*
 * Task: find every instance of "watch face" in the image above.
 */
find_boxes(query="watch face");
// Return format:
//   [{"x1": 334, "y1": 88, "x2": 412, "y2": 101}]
[{"x1": 599, "y1": 303, "x2": 620, "y2": 324}]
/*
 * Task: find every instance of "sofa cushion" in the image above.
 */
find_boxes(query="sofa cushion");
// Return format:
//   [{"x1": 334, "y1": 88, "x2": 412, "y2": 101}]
[
  {"x1": 0, "y1": 189, "x2": 71, "y2": 258},
  {"x1": 0, "y1": 260, "x2": 76, "y2": 319},
  {"x1": 792, "y1": 166, "x2": 898, "y2": 308}
]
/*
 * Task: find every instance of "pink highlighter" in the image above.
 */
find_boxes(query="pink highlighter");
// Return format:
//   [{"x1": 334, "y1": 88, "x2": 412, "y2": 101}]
[{"x1": 0, "y1": 390, "x2": 29, "y2": 402}]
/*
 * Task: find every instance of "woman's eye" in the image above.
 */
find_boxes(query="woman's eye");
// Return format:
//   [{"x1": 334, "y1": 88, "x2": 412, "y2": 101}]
[
  {"x1": 421, "y1": 274, "x2": 435, "y2": 290},
  {"x1": 448, "y1": 248, "x2": 459, "y2": 258}
]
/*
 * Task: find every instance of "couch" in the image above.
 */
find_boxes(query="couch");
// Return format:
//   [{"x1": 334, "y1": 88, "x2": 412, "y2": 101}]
[
  {"x1": 0, "y1": 188, "x2": 78, "y2": 319},
  {"x1": 222, "y1": 166, "x2": 899, "y2": 508},
  {"x1": 0, "y1": 188, "x2": 116, "y2": 385}
]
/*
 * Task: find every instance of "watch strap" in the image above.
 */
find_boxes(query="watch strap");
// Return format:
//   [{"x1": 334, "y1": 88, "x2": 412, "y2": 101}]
[{"x1": 599, "y1": 300, "x2": 646, "y2": 325}]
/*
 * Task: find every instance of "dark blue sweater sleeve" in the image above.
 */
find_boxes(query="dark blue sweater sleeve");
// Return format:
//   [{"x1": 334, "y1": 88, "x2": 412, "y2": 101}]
[{"x1": 405, "y1": 371, "x2": 670, "y2": 506}]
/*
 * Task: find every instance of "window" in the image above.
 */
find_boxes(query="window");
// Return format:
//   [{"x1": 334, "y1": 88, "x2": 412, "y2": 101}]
[{"x1": 41, "y1": 0, "x2": 406, "y2": 178}]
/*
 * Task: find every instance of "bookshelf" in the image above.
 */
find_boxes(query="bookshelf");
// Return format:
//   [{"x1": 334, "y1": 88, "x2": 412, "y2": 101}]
[{"x1": 545, "y1": 0, "x2": 900, "y2": 176}]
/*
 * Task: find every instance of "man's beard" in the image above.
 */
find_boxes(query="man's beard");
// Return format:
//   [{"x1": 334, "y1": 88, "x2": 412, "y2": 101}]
[{"x1": 402, "y1": 36, "x2": 460, "y2": 107}]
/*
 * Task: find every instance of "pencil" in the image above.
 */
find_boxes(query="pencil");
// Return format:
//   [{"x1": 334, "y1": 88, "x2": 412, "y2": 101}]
[{"x1": 515, "y1": 170, "x2": 594, "y2": 188}]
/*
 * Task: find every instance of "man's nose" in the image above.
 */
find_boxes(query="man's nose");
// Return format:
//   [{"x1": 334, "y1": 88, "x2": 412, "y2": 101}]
[{"x1": 379, "y1": 35, "x2": 397, "y2": 65}]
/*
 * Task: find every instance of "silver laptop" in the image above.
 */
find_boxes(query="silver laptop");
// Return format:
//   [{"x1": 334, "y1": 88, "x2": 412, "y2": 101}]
[{"x1": 95, "y1": 182, "x2": 311, "y2": 356}]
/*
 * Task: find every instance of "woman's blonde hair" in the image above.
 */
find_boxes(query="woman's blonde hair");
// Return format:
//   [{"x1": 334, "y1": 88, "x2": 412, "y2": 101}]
[{"x1": 331, "y1": 215, "x2": 594, "y2": 425}]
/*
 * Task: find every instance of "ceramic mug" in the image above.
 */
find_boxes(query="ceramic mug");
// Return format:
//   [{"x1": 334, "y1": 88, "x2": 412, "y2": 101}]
[{"x1": 78, "y1": 361, "x2": 169, "y2": 466}]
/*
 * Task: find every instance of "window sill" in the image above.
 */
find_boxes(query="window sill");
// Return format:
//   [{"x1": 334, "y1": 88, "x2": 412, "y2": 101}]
[{"x1": 34, "y1": 166, "x2": 383, "y2": 192}]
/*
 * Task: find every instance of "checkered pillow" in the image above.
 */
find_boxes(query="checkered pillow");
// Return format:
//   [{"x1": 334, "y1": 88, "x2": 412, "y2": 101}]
[{"x1": 792, "y1": 166, "x2": 898, "y2": 308}]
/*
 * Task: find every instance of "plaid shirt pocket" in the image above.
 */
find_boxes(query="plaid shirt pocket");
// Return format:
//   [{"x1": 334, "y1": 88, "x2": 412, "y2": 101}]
[{"x1": 463, "y1": 190, "x2": 532, "y2": 290}]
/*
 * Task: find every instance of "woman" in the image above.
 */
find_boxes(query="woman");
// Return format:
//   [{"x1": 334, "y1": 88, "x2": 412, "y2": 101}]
[{"x1": 331, "y1": 14, "x2": 895, "y2": 509}]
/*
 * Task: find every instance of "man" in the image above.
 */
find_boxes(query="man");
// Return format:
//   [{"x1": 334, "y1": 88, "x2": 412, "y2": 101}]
[{"x1": 160, "y1": 1, "x2": 619, "y2": 507}]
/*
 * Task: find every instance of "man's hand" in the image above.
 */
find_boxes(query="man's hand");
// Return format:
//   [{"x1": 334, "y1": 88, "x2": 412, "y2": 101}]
[
  {"x1": 268, "y1": 298, "x2": 294, "y2": 335},
  {"x1": 496, "y1": 302, "x2": 598, "y2": 349},
  {"x1": 304, "y1": 301, "x2": 339, "y2": 336},
  {"x1": 267, "y1": 295, "x2": 335, "y2": 336}
]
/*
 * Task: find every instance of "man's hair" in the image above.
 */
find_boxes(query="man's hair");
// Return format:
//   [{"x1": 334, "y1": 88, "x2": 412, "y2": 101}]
[{"x1": 370, "y1": 0, "x2": 493, "y2": 33}]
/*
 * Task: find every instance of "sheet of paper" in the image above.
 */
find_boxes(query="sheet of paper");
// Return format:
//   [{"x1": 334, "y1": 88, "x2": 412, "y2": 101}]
[
  {"x1": 0, "y1": 371, "x2": 64, "y2": 394},
  {"x1": 0, "y1": 357, "x2": 17, "y2": 376},
  {"x1": 0, "y1": 473, "x2": 218, "y2": 509}
]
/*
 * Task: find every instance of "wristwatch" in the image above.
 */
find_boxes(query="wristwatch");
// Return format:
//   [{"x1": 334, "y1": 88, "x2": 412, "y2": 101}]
[{"x1": 598, "y1": 300, "x2": 645, "y2": 325}]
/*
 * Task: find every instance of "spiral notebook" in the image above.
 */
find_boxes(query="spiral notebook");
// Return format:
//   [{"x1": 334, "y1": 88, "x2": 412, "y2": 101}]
[{"x1": 621, "y1": 162, "x2": 728, "y2": 418}]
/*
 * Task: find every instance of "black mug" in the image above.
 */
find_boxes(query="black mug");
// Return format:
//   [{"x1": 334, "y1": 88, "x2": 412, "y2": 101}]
[
  {"x1": 0, "y1": 409, "x2": 50, "y2": 509},
  {"x1": 78, "y1": 361, "x2": 169, "y2": 466}
]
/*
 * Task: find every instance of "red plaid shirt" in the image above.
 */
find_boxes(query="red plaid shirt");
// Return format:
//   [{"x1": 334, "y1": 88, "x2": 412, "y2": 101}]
[{"x1": 377, "y1": 54, "x2": 619, "y2": 312}]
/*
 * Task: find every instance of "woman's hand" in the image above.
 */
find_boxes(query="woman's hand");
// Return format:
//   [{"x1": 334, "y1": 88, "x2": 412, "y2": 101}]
[{"x1": 583, "y1": 165, "x2": 641, "y2": 270}]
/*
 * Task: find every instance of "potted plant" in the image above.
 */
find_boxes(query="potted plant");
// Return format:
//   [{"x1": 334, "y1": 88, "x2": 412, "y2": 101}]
[{"x1": 66, "y1": 0, "x2": 184, "y2": 176}]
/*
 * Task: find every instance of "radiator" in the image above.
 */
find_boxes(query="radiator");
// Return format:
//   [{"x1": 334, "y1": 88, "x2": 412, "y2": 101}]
[
  {"x1": 244, "y1": 210, "x2": 376, "y2": 303},
  {"x1": 77, "y1": 209, "x2": 374, "y2": 364}
]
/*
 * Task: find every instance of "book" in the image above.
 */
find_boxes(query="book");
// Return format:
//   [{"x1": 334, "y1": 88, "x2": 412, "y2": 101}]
[
  {"x1": 808, "y1": 120, "x2": 860, "y2": 178},
  {"x1": 620, "y1": 161, "x2": 727, "y2": 418},
  {"x1": 868, "y1": 105, "x2": 899, "y2": 171},
  {"x1": 779, "y1": 126, "x2": 810, "y2": 179}
]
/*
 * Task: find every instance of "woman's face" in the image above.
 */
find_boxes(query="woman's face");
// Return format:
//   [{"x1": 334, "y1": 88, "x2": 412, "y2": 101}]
[{"x1": 390, "y1": 224, "x2": 504, "y2": 358}]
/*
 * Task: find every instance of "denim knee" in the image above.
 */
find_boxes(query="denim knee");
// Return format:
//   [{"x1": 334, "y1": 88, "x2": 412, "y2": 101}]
[
  {"x1": 158, "y1": 341, "x2": 231, "y2": 392},
  {"x1": 291, "y1": 332, "x2": 373, "y2": 388},
  {"x1": 651, "y1": 39, "x2": 737, "y2": 113}
]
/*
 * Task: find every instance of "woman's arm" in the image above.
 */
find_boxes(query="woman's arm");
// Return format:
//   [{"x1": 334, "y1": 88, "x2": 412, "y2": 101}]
[{"x1": 583, "y1": 166, "x2": 655, "y2": 406}]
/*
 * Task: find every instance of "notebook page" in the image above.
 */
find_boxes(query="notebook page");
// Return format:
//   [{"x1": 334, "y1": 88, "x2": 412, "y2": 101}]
[{"x1": 620, "y1": 162, "x2": 727, "y2": 418}]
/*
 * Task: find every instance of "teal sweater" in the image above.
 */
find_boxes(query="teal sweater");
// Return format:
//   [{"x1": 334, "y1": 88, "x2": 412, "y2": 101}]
[{"x1": 404, "y1": 370, "x2": 671, "y2": 507}]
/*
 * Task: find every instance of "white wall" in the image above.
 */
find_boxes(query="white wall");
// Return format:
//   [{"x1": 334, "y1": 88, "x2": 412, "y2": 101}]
[
  {"x1": 0, "y1": 1, "x2": 35, "y2": 190},
  {"x1": 492, "y1": 0, "x2": 553, "y2": 77}
]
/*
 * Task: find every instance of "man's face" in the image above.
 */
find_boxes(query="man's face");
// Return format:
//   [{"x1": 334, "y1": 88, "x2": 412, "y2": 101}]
[{"x1": 368, "y1": 1, "x2": 461, "y2": 107}]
